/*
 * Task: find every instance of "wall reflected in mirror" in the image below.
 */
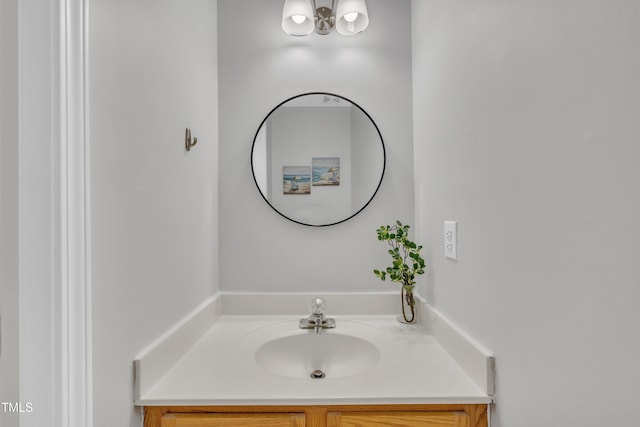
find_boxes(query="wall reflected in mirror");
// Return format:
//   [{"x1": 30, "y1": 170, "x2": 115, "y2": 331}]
[{"x1": 251, "y1": 93, "x2": 385, "y2": 226}]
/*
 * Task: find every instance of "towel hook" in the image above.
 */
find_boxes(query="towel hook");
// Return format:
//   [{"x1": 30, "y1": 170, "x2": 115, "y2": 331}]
[{"x1": 185, "y1": 127, "x2": 198, "y2": 152}]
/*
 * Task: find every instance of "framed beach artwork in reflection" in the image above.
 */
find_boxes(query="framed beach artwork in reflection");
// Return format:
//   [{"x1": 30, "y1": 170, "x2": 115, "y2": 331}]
[
  {"x1": 312, "y1": 157, "x2": 340, "y2": 186},
  {"x1": 283, "y1": 166, "x2": 311, "y2": 194}
]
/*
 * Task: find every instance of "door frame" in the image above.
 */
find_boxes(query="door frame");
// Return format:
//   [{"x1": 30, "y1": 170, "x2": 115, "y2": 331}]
[{"x1": 18, "y1": 1, "x2": 91, "y2": 426}]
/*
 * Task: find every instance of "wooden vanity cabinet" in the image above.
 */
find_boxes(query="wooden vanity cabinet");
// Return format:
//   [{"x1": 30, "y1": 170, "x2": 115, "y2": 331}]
[
  {"x1": 146, "y1": 404, "x2": 487, "y2": 427},
  {"x1": 160, "y1": 413, "x2": 305, "y2": 427},
  {"x1": 327, "y1": 410, "x2": 470, "y2": 426}
]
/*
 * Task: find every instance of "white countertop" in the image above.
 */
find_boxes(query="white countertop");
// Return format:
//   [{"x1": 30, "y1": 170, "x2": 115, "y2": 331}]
[{"x1": 136, "y1": 314, "x2": 492, "y2": 406}]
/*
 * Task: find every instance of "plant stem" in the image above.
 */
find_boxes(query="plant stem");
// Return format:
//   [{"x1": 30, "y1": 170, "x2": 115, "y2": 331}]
[{"x1": 401, "y1": 286, "x2": 416, "y2": 323}]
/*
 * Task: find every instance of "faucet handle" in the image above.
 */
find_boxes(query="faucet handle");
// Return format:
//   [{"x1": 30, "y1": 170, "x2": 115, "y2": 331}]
[{"x1": 310, "y1": 297, "x2": 326, "y2": 315}]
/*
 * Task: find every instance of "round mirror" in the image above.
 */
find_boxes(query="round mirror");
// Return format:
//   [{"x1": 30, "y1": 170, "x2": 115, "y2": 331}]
[{"x1": 251, "y1": 93, "x2": 386, "y2": 226}]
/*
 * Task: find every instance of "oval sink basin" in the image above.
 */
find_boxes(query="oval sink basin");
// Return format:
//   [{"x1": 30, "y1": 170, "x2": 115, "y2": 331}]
[
  {"x1": 255, "y1": 332, "x2": 379, "y2": 379},
  {"x1": 238, "y1": 319, "x2": 396, "y2": 380}
]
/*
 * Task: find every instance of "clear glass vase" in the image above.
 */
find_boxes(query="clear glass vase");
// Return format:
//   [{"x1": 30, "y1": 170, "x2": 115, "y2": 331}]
[{"x1": 397, "y1": 285, "x2": 417, "y2": 324}]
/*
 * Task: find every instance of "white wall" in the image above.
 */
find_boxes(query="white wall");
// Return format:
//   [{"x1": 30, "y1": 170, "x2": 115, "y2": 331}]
[
  {"x1": 0, "y1": 0, "x2": 20, "y2": 425},
  {"x1": 89, "y1": 1, "x2": 219, "y2": 426},
  {"x1": 412, "y1": 1, "x2": 640, "y2": 425},
  {"x1": 218, "y1": 0, "x2": 413, "y2": 293}
]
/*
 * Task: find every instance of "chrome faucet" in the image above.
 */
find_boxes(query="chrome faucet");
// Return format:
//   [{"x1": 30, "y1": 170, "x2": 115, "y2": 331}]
[{"x1": 299, "y1": 297, "x2": 336, "y2": 334}]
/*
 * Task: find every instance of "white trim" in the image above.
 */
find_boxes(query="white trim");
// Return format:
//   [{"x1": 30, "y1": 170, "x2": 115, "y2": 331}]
[
  {"x1": 18, "y1": 1, "x2": 63, "y2": 424},
  {"x1": 18, "y1": 1, "x2": 91, "y2": 426},
  {"x1": 60, "y1": 0, "x2": 92, "y2": 426}
]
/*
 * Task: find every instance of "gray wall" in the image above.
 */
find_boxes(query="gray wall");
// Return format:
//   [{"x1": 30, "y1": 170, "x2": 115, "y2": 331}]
[
  {"x1": 0, "y1": 0, "x2": 19, "y2": 425},
  {"x1": 412, "y1": 0, "x2": 640, "y2": 425},
  {"x1": 89, "y1": 1, "x2": 219, "y2": 426},
  {"x1": 218, "y1": 0, "x2": 414, "y2": 292}
]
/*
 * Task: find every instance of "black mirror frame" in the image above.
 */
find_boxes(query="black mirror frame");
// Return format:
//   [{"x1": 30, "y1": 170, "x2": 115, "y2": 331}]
[{"x1": 250, "y1": 92, "x2": 386, "y2": 227}]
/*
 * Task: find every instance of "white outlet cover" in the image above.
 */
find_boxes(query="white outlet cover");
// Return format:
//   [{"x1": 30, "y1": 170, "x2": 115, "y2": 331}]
[{"x1": 444, "y1": 221, "x2": 458, "y2": 260}]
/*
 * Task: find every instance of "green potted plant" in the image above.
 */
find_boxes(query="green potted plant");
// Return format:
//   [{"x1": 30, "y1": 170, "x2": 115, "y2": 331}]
[{"x1": 374, "y1": 220, "x2": 425, "y2": 323}]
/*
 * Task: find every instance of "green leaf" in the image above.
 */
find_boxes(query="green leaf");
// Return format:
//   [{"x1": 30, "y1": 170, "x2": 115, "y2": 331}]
[{"x1": 375, "y1": 220, "x2": 426, "y2": 289}]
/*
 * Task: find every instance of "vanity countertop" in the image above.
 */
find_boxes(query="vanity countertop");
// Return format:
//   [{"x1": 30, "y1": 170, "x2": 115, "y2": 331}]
[{"x1": 136, "y1": 314, "x2": 492, "y2": 406}]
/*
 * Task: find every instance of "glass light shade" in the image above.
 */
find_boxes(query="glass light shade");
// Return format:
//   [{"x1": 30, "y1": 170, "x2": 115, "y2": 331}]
[
  {"x1": 282, "y1": 0, "x2": 314, "y2": 36},
  {"x1": 336, "y1": 0, "x2": 369, "y2": 35}
]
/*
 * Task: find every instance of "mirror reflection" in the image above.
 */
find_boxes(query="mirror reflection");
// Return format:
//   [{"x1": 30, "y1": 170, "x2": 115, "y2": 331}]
[{"x1": 251, "y1": 93, "x2": 385, "y2": 226}]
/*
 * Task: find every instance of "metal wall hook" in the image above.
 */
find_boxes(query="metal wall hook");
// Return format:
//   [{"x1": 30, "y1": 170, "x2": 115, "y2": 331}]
[{"x1": 185, "y1": 127, "x2": 198, "y2": 152}]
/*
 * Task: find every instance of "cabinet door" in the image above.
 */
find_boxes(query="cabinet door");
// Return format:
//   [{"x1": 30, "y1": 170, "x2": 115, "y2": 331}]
[
  {"x1": 161, "y1": 413, "x2": 305, "y2": 427},
  {"x1": 327, "y1": 411, "x2": 469, "y2": 427}
]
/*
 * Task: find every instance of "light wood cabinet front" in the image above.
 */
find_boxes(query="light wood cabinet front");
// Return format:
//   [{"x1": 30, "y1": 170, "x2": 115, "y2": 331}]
[
  {"x1": 327, "y1": 411, "x2": 469, "y2": 427},
  {"x1": 145, "y1": 404, "x2": 487, "y2": 427},
  {"x1": 160, "y1": 413, "x2": 306, "y2": 427}
]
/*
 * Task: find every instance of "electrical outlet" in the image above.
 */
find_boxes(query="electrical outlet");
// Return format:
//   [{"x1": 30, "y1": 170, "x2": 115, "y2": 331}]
[{"x1": 444, "y1": 221, "x2": 458, "y2": 260}]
